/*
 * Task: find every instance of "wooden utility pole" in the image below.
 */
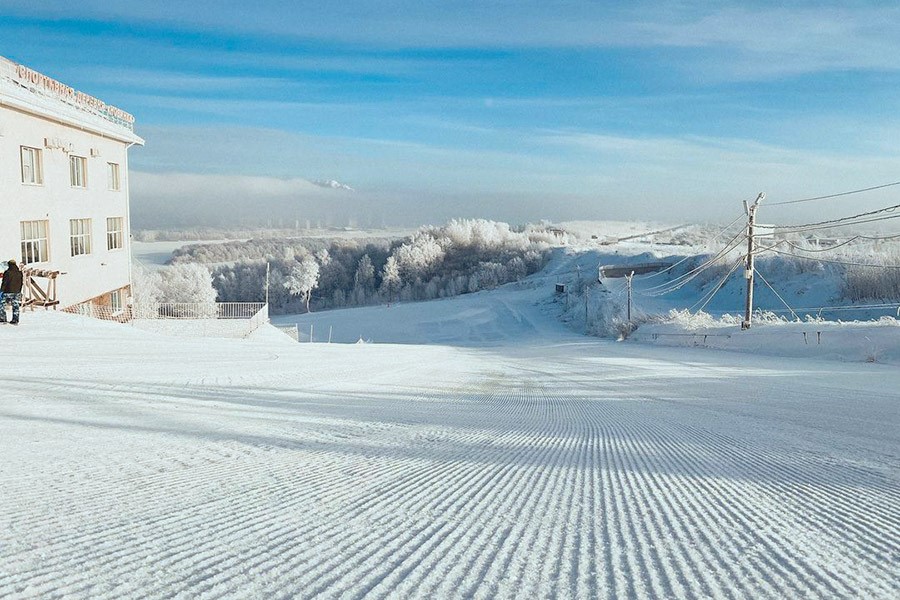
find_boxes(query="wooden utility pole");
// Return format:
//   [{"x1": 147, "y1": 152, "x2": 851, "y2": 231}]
[
  {"x1": 625, "y1": 271, "x2": 635, "y2": 322},
  {"x1": 742, "y1": 193, "x2": 765, "y2": 330}
]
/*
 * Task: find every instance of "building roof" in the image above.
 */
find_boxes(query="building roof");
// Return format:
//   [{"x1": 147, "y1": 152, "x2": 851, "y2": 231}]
[{"x1": 0, "y1": 56, "x2": 144, "y2": 145}]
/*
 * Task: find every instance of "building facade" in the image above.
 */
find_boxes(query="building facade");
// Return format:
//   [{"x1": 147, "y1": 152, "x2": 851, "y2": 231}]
[{"x1": 0, "y1": 55, "x2": 143, "y2": 310}]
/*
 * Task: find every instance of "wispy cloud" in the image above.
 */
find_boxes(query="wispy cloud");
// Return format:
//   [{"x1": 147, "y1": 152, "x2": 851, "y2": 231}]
[
  {"x1": 5, "y1": 2, "x2": 900, "y2": 80},
  {"x1": 79, "y1": 67, "x2": 321, "y2": 94}
]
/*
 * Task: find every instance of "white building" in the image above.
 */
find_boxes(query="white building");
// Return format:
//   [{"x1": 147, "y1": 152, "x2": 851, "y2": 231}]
[{"x1": 0, "y1": 55, "x2": 143, "y2": 310}]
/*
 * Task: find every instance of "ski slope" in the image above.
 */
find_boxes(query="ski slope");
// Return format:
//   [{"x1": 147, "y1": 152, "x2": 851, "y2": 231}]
[{"x1": 1, "y1": 300, "x2": 898, "y2": 598}]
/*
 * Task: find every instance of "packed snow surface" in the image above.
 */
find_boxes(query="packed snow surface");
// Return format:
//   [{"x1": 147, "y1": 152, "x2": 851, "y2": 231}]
[{"x1": 2, "y1": 291, "x2": 899, "y2": 598}]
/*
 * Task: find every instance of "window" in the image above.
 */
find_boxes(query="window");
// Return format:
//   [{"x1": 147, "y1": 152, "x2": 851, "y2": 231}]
[
  {"x1": 70, "y1": 155, "x2": 87, "y2": 188},
  {"x1": 110, "y1": 289, "x2": 123, "y2": 313},
  {"x1": 21, "y1": 220, "x2": 50, "y2": 264},
  {"x1": 107, "y1": 162, "x2": 120, "y2": 191},
  {"x1": 70, "y1": 218, "x2": 92, "y2": 256},
  {"x1": 107, "y1": 217, "x2": 124, "y2": 250},
  {"x1": 21, "y1": 146, "x2": 43, "y2": 184}
]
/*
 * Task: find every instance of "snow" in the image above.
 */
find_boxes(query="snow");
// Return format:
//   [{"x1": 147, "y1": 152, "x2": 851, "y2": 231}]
[
  {"x1": 131, "y1": 240, "x2": 229, "y2": 270},
  {"x1": 2, "y1": 263, "x2": 899, "y2": 598}
]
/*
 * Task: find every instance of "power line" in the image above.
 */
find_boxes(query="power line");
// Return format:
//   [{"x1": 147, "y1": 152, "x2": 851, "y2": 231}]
[
  {"x1": 776, "y1": 203, "x2": 900, "y2": 231},
  {"x1": 781, "y1": 237, "x2": 862, "y2": 253},
  {"x1": 768, "y1": 180, "x2": 900, "y2": 206},
  {"x1": 637, "y1": 213, "x2": 745, "y2": 282},
  {"x1": 857, "y1": 232, "x2": 900, "y2": 241},
  {"x1": 753, "y1": 267, "x2": 799, "y2": 321},
  {"x1": 638, "y1": 232, "x2": 745, "y2": 297},
  {"x1": 753, "y1": 303, "x2": 900, "y2": 314},
  {"x1": 692, "y1": 257, "x2": 743, "y2": 313},
  {"x1": 775, "y1": 213, "x2": 900, "y2": 235},
  {"x1": 760, "y1": 246, "x2": 900, "y2": 269}
]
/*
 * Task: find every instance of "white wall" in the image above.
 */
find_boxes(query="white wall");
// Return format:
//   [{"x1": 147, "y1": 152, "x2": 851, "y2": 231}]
[{"x1": 0, "y1": 104, "x2": 134, "y2": 306}]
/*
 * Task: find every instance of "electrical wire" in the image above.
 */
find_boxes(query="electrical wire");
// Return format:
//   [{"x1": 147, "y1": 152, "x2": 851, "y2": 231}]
[
  {"x1": 638, "y1": 232, "x2": 746, "y2": 297},
  {"x1": 776, "y1": 204, "x2": 900, "y2": 231},
  {"x1": 637, "y1": 213, "x2": 745, "y2": 281},
  {"x1": 781, "y1": 237, "x2": 862, "y2": 253},
  {"x1": 754, "y1": 303, "x2": 900, "y2": 314},
  {"x1": 767, "y1": 180, "x2": 900, "y2": 206},
  {"x1": 774, "y1": 213, "x2": 900, "y2": 235},
  {"x1": 692, "y1": 257, "x2": 743, "y2": 313},
  {"x1": 759, "y1": 246, "x2": 900, "y2": 269},
  {"x1": 753, "y1": 267, "x2": 799, "y2": 320},
  {"x1": 857, "y1": 232, "x2": 900, "y2": 241}
]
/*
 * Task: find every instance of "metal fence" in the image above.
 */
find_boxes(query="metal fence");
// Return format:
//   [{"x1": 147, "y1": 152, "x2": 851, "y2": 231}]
[
  {"x1": 135, "y1": 302, "x2": 267, "y2": 320},
  {"x1": 63, "y1": 302, "x2": 270, "y2": 338}
]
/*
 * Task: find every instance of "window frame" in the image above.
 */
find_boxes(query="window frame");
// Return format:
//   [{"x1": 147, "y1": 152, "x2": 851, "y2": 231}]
[
  {"x1": 107, "y1": 162, "x2": 121, "y2": 191},
  {"x1": 20, "y1": 146, "x2": 44, "y2": 185},
  {"x1": 69, "y1": 218, "x2": 93, "y2": 257},
  {"x1": 106, "y1": 217, "x2": 125, "y2": 251},
  {"x1": 69, "y1": 155, "x2": 87, "y2": 188},
  {"x1": 20, "y1": 220, "x2": 50, "y2": 264},
  {"x1": 110, "y1": 289, "x2": 123, "y2": 313}
]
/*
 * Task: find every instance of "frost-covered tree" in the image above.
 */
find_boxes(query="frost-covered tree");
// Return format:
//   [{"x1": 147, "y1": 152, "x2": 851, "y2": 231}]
[
  {"x1": 132, "y1": 263, "x2": 217, "y2": 317},
  {"x1": 132, "y1": 265, "x2": 161, "y2": 305},
  {"x1": 131, "y1": 265, "x2": 163, "y2": 318},
  {"x1": 355, "y1": 254, "x2": 375, "y2": 289},
  {"x1": 157, "y1": 264, "x2": 218, "y2": 304},
  {"x1": 381, "y1": 256, "x2": 401, "y2": 303},
  {"x1": 285, "y1": 256, "x2": 320, "y2": 312},
  {"x1": 315, "y1": 248, "x2": 331, "y2": 266},
  {"x1": 352, "y1": 254, "x2": 376, "y2": 304},
  {"x1": 204, "y1": 218, "x2": 553, "y2": 313}
]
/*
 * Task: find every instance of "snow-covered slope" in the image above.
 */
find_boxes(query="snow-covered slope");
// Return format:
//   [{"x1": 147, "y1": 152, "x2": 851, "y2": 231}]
[
  {"x1": 272, "y1": 246, "x2": 900, "y2": 364},
  {"x1": 1, "y1": 297, "x2": 898, "y2": 598}
]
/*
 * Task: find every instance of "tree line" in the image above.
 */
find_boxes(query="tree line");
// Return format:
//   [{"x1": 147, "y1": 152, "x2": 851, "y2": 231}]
[{"x1": 158, "y1": 219, "x2": 560, "y2": 314}]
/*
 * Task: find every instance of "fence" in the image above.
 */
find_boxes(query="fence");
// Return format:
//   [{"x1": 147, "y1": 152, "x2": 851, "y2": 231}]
[
  {"x1": 275, "y1": 324, "x2": 300, "y2": 342},
  {"x1": 63, "y1": 302, "x2": 269, "y2": 338}
]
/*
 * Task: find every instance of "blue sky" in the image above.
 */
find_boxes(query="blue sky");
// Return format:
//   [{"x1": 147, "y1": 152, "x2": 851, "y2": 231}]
[{"x1": 3, "y1": 1, "x2": 900, "y2": 227}]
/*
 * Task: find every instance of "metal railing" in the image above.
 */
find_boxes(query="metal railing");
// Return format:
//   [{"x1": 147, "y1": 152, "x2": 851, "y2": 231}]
[
  {"x1": 134, "y1": 302, "x2": 267, "y2": 320},
  {"x1": 63, "y1": 301, "x2": 269, "y2": 337}
]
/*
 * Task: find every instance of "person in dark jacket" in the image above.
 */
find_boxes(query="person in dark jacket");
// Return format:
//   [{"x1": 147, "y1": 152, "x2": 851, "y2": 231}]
[{"x1": 0, "y1": 259, "x2": 24, "y2": 325}]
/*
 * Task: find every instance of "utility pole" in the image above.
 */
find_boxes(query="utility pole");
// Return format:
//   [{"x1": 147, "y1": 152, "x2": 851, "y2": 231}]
[
  {"x1": 742, "y1": 193, "x2": 765, "y2": 330},
  {"x1": 584, "y1": 285, "x2": 590, "y2": 328},
  {"x1": 625, "y1": 271, "x2": 634, "y2": 322},
  {"x1": 265, "y1": 262, "x2": 270, "y2": 307}
]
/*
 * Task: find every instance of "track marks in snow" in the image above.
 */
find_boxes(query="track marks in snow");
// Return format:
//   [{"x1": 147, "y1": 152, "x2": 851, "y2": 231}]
[{"x1": 1, "y1": 348, "x2": 898, "y2": 599}]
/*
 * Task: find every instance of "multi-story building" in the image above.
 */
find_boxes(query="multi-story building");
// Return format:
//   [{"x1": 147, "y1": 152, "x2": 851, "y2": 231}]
[{"x1": 0, "y1": 55, "x2": 143, "y2": 310}]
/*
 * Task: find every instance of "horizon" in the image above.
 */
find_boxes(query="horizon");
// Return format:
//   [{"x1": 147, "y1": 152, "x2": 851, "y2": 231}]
[{"x1": 2, "y1": 1, "x2": 899, "y2": 228}]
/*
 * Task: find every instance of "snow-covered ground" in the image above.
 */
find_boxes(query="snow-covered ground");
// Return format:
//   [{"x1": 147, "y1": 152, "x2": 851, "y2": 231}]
[{"x1": 2, "y1": 269, "x2": 898, "y2": 598}]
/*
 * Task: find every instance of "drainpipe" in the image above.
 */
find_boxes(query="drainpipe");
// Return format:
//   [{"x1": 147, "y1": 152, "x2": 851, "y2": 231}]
[{"x1": 124, "y1": 140, "x2": 136, "y2": 305}]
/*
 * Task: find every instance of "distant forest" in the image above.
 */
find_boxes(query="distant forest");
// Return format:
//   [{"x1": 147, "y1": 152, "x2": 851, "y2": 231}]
[{"x1": 167, "y1": 220, "x2": 564, "y2": 314}]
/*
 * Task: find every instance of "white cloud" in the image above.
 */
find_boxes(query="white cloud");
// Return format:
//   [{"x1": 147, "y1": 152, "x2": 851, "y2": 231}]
[
  {"x1": 132, "y1": 171, "x2": 324, "y2": 198},
  {"x1": 79, "y1": 67, "x2": 319, "y2": 94}
]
